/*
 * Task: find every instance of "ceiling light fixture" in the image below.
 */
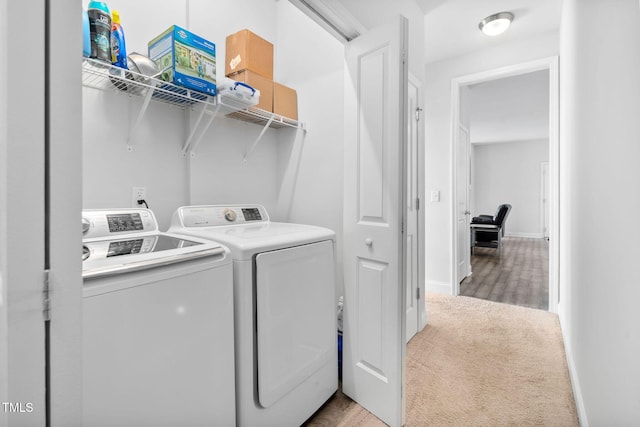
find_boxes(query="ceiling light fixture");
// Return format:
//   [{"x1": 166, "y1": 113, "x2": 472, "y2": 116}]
[{"x1": 479, "y1": 12, "x2": 514, "y2": 36}]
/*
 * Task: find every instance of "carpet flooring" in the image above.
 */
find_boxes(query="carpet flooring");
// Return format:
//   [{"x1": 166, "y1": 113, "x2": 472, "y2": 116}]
[{"x1": 304, "y1": 293, "x2": 578, "y2": 426}]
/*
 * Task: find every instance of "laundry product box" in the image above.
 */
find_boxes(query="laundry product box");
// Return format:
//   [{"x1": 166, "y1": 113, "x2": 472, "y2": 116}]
[
  {"x1": 225, "y1": 29, "x2": 274, "y2": 79},
  {"x1": 231, "y1": 70, "x2": 273, "y2": 112},
  {"x1": 149, "y1": 25, "x2": 217, "y2": 96},
  {"x1": 273, "y1": 82, "x2": 298, "y2": 120}
]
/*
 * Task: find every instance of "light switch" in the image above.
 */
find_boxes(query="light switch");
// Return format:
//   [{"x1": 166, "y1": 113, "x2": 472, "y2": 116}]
[{"x1": 430, "y1": 190, "x2": 440, "y2": 202}]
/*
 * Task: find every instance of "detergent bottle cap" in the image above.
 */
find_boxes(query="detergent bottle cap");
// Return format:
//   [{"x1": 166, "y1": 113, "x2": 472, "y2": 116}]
[{"x1": 88, "y1": 1, "x2": 110, "y2": 15}]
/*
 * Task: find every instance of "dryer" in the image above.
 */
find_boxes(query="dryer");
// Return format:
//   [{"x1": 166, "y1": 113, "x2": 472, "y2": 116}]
[
  {"x1": 168, "y1": 204, "x2": 337, "y2": 426},
  {"x1": 82, "y1": 208, "x2": 235, "y2": 427}
]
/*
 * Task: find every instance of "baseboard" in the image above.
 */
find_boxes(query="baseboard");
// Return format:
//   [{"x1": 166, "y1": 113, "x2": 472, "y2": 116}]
[
  {"x1": 505, "y1": 231, "x2": 544, "y2": 239},
  {"x1": 426, "y1": 280, "x2": 452, "y2": 295},
  {"x1": 559, "y1": 315, "x2": 589, "y2": 426}
]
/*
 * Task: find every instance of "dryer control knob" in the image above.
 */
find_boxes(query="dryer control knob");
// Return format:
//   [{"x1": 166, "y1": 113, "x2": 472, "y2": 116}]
[{"x1": 224, "y1": 209, "x2": 237, "y2": 222}]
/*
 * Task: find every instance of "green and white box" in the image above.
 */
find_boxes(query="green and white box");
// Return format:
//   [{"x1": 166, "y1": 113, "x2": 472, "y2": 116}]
[{"x1": 148, "y1": 25, "x2": 217, "y2": 95}]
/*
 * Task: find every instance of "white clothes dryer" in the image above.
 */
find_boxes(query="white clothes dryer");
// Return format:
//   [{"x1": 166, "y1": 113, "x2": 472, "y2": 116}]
[
  {"x1": 169, "y1": 204, "x2": 338, "y2": 427},
  {"x1": 82, "y1": 208, "x2": 235, "y2": 427}
]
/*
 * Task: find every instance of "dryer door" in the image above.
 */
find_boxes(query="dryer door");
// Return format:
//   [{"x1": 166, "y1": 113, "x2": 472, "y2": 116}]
[{"x1": 255, "y1": 240, "x2": 336, "y2": 408}]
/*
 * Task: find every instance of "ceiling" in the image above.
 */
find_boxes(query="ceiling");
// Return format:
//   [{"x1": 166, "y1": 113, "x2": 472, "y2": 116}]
[
  {"x1": 297, "y1": 1, "x2": 562, "y2": 64},
  {"x1": 331, "y1": 0, "x2": 560, "y2": 144},
  {"x1": 297, "y1": 1, "x2": 560, "y2": 143},
  {"x1": 419, "y1": 0, "x2": 562, "y2": 63}
]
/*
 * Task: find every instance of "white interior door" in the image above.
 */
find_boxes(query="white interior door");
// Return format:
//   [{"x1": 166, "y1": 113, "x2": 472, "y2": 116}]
[
  {"x1": 0, "y1": 2, "x2": 47, "y2": 426},
  {"x1": 456, "y1": 125, "x2": 471, "y2": 283},
  {"x1": 343, "y1": 15, "x2": 408, "y2": 427},
  {"x1": 405, "y1": 76, "x2": 420, "y2": 343}
]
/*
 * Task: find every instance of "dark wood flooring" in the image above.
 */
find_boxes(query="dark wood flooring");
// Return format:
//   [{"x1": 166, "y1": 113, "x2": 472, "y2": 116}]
[{"x1": 460, "y1": 237, "x2": 549, "y2": 310}]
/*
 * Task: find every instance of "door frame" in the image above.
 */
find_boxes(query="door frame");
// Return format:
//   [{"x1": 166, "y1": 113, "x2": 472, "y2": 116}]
[
  {"x1": 406, "y1": 73, "x2": 426, "y2": 342},
  {"x1": 541, "y1": 162, "x2": 550, "y2": 239},
  {"x1": 450, "y1": 57, "x2": 560, "y2": 313},
  {"x1": 47, "y1": 0, "x2": 84, "y2": 425}
]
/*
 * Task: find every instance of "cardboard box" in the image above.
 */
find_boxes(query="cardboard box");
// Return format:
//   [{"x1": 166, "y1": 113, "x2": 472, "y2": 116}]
[
  {"x1": 231, "y1": 70, "x2": 273, "y2": 112},
  {"x1": 273, "y1": 82, "x2": 298, "y2": 120},
  {"x1": 148, "y1": 25, "x2": 217, "y2": 96},
  {"x1": 225, "y1": 29, "x2": 274, "y2": 79}
]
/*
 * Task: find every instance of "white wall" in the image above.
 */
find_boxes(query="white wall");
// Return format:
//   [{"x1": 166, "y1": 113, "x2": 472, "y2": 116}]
[
  {"x1": 473, "y1": 140, "x2": 549, "y2": 237},
  {"x1": 82, "y1": 0, "x2": 279, "y2": 229},
  {"x1": 468, "y1": 70, "x2": 549, "y2": 144},
  {"x1": 559, "y1": 0, "x2": 640, "y2": 424},
  {"x1": 274, "y1": 1, "x2": 346, "y2": 294},
  {"x1": 424, "y1": 30, "x2": 559, "y2": 291}
]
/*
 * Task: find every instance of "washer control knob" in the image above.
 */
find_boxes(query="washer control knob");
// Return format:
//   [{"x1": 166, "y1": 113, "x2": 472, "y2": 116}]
[
  {"x1": 82, "y1": 218, "x2": 91, "y2": 234},
  {"x1": 224, "y1": 209, "x2": 237, "y2": 222}
]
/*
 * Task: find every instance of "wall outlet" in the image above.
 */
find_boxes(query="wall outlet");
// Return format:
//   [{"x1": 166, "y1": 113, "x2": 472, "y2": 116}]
[{"x1": 131, "y1": 186, "x2": 147, "y2": 208}]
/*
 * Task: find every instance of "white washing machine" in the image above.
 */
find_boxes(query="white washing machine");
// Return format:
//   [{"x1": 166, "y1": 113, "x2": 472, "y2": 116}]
[
  {"x1": 168, "y1": 204, "x2": 337, "y2": 426},
  {"x1": 82, "y1": 208, "x2": 235, "y2": 427}
]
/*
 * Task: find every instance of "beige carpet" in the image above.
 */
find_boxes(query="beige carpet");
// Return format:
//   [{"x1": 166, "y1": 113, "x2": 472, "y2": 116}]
[{"x1": 305, "y1": 293, "x2": 579, "y2": 426}]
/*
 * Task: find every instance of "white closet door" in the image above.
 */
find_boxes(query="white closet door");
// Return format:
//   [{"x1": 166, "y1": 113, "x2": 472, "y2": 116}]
[{"x1": 343, "y1": 15, "x2": 408, "y2": 427}]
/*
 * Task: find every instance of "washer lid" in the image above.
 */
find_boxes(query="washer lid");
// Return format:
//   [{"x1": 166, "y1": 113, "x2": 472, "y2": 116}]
[{"x1": 82, "y1": 232, "x2": 228, "y2": 279}]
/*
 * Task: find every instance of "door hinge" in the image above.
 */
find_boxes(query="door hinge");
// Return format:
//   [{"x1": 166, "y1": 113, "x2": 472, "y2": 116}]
[
  {"x1": 43, "y1": 270, "x2": 51, "y2": 321},
  {"x1": 416, "y1": 197, "x2": 420, "y2": 210},
  {"x1": 416, "y1": 287, "x2": 421, "y2": 300}
]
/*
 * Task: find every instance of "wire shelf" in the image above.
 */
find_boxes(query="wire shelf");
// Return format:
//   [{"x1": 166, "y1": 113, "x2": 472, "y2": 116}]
[
  {"x1": 82, "y1": 58, "x2": 218, "y2": 108},
  {"x1": 82, "y1": 57, "x2": 305, "y2": 155},
  {"x1": 226, "y1": 107, "x2": 303, "y2": 130}
]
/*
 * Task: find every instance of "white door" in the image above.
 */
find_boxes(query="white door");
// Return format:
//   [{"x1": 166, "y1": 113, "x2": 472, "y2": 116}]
[
  {"x1": 343, "y1": 15, "x2": 408, "y2": 427},
  {"x1": 0, "y1": 2, "x2": 47, "y2": 426},
  {"x1": 456, "y1": 125, "x2": 471, "y2": 283},
  {"x1": 405, "y1": 76, "x2": 420, "y2": 343}
]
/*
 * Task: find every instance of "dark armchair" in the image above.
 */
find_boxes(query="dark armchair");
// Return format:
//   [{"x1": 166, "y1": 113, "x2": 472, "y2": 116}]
[{"x1": 470, "y1": 204, "x2": 512, "y2": 256}]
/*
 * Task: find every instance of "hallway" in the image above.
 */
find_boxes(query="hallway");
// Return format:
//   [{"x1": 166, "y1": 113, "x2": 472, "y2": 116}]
[
  {"x1": 305, "y1": 292, "x2": 577, "y2": 426},
  {"x1": 460, "y1": 237, "x2": 549, "y2": 310}
]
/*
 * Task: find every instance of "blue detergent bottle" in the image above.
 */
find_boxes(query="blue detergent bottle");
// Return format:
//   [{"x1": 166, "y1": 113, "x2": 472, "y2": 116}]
[
  {"x1": 87, "y1": 1, "x2": 111, "y2": 62},
  {"x1": 82, "y1": 8, "x2": 91, "y2": 57},
  {"x1": 110, "y1": 10, "x2": 127, "y2": 68}
]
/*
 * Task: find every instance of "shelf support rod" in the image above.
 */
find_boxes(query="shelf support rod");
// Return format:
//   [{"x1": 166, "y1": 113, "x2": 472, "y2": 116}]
[
  {"x1": 182, "y1": 99, "x2": 212, "y2": 154},
  {"x1": 242, "y1": 115, "x2": 275, "y2": 163},
  {"x1": 126, "y1": 84, "x2": 157, "y2": 151},
  {"x1": 186, "y1": 103, "x2": 222, "y2": 156}
]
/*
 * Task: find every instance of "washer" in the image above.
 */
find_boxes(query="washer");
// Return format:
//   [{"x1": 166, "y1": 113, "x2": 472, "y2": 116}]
[
  {"x1": 82, "y1": 208, "x2": 235, "y2": 427},
  {"x1": 169, "y1": 204, "x2": 337, "y2": 426}
]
